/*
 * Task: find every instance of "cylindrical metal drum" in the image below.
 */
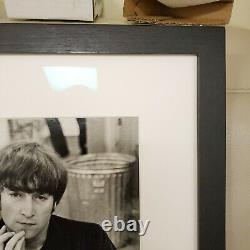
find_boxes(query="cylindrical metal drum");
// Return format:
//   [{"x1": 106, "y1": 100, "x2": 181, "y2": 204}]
[{"x1": 65, "y1": 153, "x2": 135, "y2": 248}]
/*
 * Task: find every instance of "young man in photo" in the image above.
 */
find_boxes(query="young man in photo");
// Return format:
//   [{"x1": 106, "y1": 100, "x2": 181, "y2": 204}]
[{"x1": 0, "y1": 142, "x2": 116, "y2": 250}]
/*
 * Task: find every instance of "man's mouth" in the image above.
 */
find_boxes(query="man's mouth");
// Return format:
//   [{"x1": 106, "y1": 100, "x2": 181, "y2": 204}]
[{"x1": 18, "y1": 222, "x2": 36, "y2": 226}]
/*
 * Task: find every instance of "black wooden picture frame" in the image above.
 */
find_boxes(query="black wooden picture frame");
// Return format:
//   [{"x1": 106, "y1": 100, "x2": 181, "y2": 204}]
[{"x1": 0, "y1": 24, "x2": 225, "y2": 250}]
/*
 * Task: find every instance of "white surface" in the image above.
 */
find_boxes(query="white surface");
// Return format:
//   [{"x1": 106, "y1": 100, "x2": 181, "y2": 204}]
[
  {"x1": 0, "y1": 0, "x2": 249, "y2": 30},
  {"x1": 226, "y1": 26, "x2": 250, "y2": 250},
  {"x1": 157, "y1": 0, "x2": 219, "y2": 8},
  {"x1": 0, "y1": 55, "x2": 197, "y2": 250},
  {"x1": 227, "y1": 93, "x2": 250, "y2": 250},
  {"x1": 229, "y1": 0, "x2": 250, "y2": 31},
  {"x1": 226, "y1": 27, "x2": 250, "y2": 90}
]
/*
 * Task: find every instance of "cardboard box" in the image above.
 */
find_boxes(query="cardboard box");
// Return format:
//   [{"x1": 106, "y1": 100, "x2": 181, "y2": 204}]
[
  {"x1": 3, "y1": 0, "x2": 103, "y2": 21},
  {"x1": 123, "y1": 0, "x2": 234, "y2": 25}
]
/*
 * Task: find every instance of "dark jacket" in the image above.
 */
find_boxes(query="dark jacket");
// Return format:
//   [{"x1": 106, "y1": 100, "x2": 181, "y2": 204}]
[{"x1": 0, "y1": 215, "x2": 116, "y2": 250}]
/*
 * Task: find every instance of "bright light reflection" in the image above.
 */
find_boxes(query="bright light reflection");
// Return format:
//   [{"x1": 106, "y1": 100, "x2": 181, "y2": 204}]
[{"x1": 43, "y1": 66, "x2": 98, "y2": 91}]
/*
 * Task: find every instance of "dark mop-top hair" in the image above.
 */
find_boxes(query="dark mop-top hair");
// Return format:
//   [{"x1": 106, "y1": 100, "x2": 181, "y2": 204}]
[{"x1": 0, "y1": 142, "x2": 67, "y2": 204}]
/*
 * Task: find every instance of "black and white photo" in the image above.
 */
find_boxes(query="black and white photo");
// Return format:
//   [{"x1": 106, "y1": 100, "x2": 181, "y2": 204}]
[{"x1": 0, "y1": 117, "x2": 139, "y2": 250}]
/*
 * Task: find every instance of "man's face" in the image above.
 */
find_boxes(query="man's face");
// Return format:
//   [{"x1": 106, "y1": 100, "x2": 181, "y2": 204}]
[{"x1": 0, "y1": 187, "x2": 54, "y2": 240}]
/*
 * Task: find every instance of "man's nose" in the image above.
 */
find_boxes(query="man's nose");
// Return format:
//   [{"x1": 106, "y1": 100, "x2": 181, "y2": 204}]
[{"x1": 21, "y1": 196, "x2": 35, "y2": 218}]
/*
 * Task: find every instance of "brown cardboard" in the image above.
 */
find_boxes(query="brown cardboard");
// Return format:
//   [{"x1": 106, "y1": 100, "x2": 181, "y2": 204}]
[{"x1": 123, "y1": 0, "x2": 234, "y2": 25}]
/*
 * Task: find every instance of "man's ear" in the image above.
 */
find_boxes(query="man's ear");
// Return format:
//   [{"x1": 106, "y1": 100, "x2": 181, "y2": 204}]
[
  {"x1": 52, "y1": 202, "x2": 57, "y2": 213},
  {"x1": 0, "y1": 185, "x2": 3, "y2": 210}
]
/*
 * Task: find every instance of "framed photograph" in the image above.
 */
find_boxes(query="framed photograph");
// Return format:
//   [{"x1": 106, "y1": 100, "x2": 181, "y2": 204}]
[{"x1": 0, "y1": 24, "x2": 225, "y2": 250}]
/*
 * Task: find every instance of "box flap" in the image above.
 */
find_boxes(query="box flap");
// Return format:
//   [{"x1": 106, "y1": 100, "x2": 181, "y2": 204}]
[{"x1": 124, "y1": 0, "x2": 234, "y2": 25}]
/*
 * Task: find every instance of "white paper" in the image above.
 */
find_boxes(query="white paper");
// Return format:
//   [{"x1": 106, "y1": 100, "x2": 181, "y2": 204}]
[
  {"x1": 0, "y1": 55, "x2": 197, "y2": 250},
  {"x1": 157, "y1": 0, "x2": 220, "y2": 8}
]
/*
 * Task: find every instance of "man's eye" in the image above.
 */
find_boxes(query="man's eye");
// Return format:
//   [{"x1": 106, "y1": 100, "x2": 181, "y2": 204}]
[
  {"x1": 10, "y1": 192, "x2": 22, "y2": 198},
  {"x1": 35, "y1": 195, "x2": 48, "y2": 201}
]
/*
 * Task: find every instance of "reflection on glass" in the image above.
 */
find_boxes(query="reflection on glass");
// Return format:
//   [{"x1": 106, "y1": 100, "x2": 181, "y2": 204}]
[{"x1": 43, "y1": 66, "x2": 98, "y2": 91}]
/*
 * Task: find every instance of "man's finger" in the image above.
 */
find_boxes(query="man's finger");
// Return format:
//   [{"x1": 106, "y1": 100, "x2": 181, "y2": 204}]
[
  {"x1": 5, "y1": 231, "x2": 25, "y2": 250},
  {"x1": 0, "y1": 226, "x2": 6, "y2": 235},
  {"x1": 14, "y1": 236, "x2": 25, "y2": 250},
  {"x1": 0, "y1": 232, "x2": 15, "y2": 244}
]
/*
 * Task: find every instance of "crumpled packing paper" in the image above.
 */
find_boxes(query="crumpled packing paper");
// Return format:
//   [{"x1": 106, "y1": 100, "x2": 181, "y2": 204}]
[{"x1": 157, "y1": 0, "x2": 220, "y2": 8}]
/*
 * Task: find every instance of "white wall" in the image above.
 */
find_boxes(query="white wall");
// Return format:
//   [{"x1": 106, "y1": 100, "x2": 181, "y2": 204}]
[
  {"x1": 229, "y1": 0, "x2": 250, "y2": 31},
  {"x1": 226, "y1": 26, "x2": 250, "y2": 250}
]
